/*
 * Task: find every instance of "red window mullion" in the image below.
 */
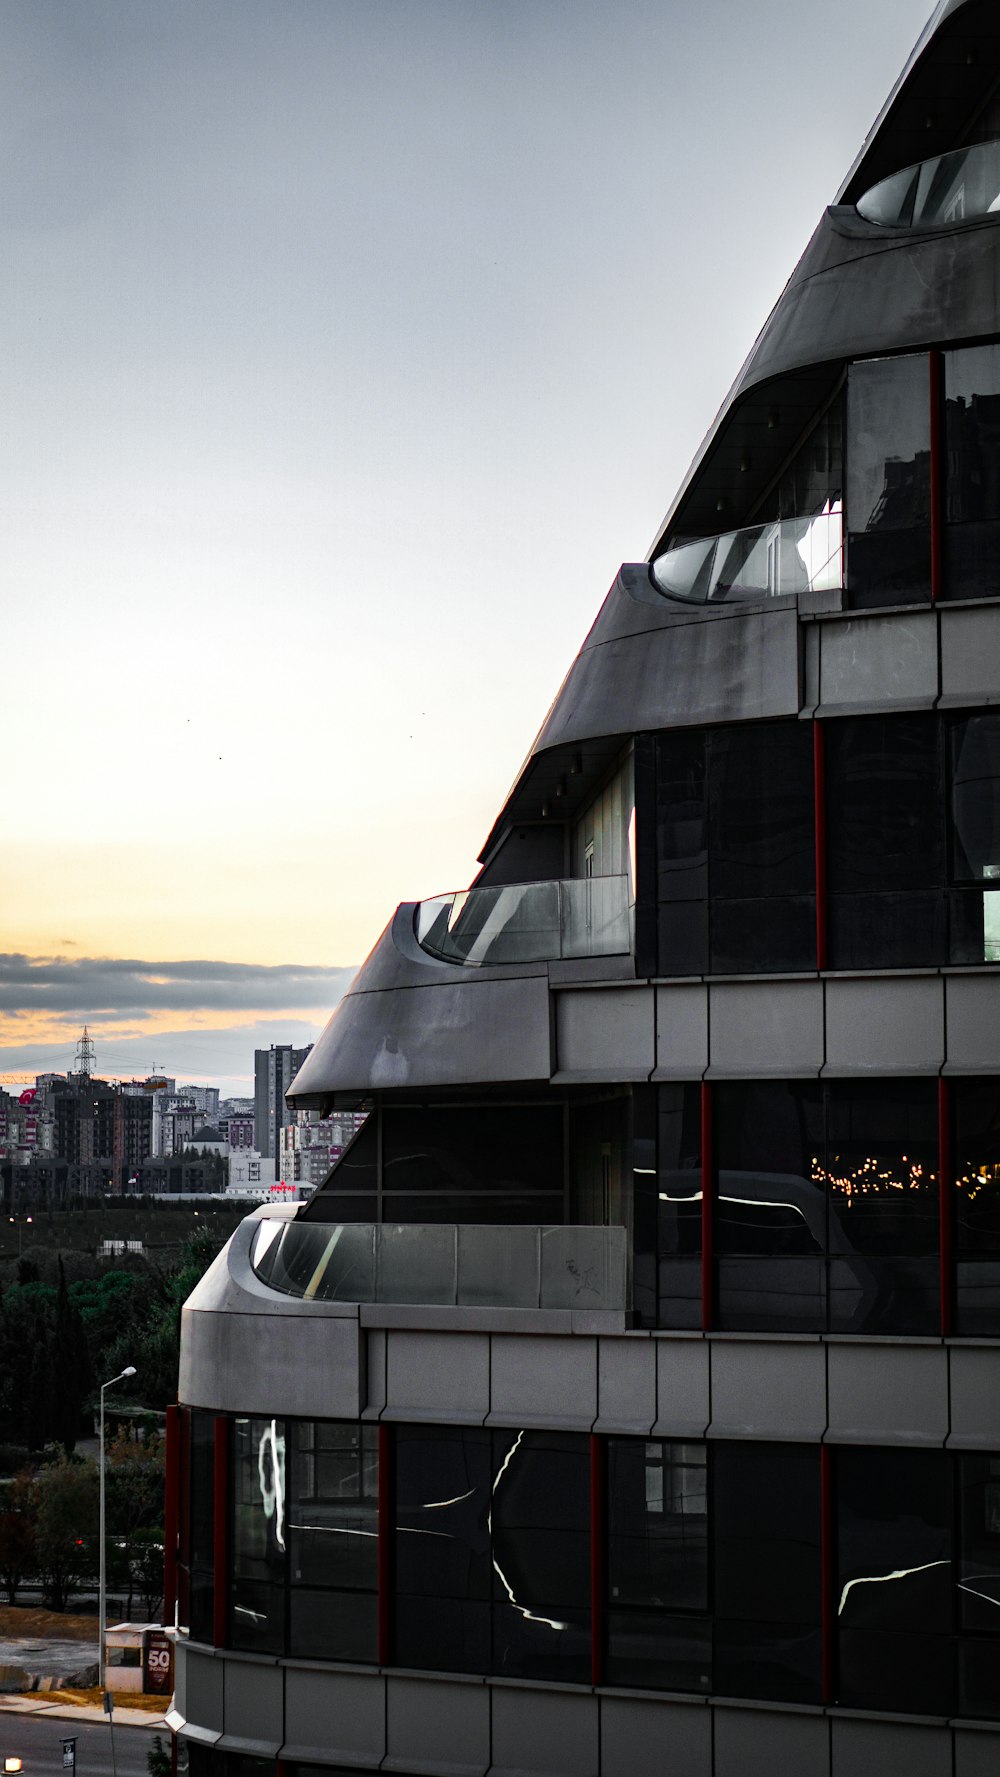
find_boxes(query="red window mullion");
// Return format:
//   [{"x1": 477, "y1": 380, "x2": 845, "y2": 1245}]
[
  {"x1": 930, "y1": 348, "x2": 945, "y2": 603},
  {"x1": 813, "y1": 719, "x2": 828, "y2": 971},
  {"x1": 212, "y1": 1416, "x2": 229, "y2": 1648},
  {"x1": 163, "y1": 1404, "x2": 180, "y2": 1628},
  {"x1": 590, "y1": 1434, "x2": 605, "y2": 1688},
  {"x1": 701, "y1": 1081, "x2": 714, "y2": 1331},
  {"x1": 939, "y1": 1075, "x2": 954, "y2": 1337},
  {"x1": 378, "y1": 1422, "x2": 391, "y2": 1666},
  {"x1": 820, "y1": 1444, "x2": 835, "y2": 1705}
]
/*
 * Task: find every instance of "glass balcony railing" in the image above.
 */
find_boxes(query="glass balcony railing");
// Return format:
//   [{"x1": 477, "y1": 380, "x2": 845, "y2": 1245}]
[
  {"x1": 857, "y1": 138, "x2": 1000, "y2": 230},
  {"x1": 650, "y1": 507, "x2": 843, "y2": 605},
  {"x1": 250, "y1": 1219, "x2": 628, "y2": 1312},
  {"x1": 414, "y1": 874, "x2": 631, "y2": 966}
]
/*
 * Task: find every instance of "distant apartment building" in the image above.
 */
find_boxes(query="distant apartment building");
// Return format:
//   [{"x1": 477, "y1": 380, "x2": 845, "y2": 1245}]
[
  {"x1": 278, "y1": 1109, "x2": 368, "y2": 1189},
  {"x1": 220, "y1": 1113, "x2": 254, "y2": 1149},
  {"x1": 181, "y1": 1085, "x2": 221, "y2": 1124},
  {"x1": 253, "y1": 1043, "x2": 312, "y2": 1159},
  {"x1": 227, "y1": 1148, "x2": 276, "y2": 1198}
]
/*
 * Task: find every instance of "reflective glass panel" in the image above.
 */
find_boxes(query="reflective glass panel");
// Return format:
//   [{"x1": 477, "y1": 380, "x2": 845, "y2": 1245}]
[
  {"x1": 288, "y1": 1422, "x2": 378, "y2": 1593},
  {"x1": 713, "y1": 1444, "x2": 822, "y2": 1704},
  {"x1": 945, "y1": 345, "x2": 1000, "y2": 600},
  {"x1": 858, "y1": 140, "x2": 1000, "y2": 229},
  {"x1": 847, "y1": 356, "x2": 931, "y2": 607},
  {"x1": 953, "y1": 1080, "x2": 1000, "y2": 1335},
  {"x1": 656, "y1": 1084, "x2": 702, "y2": 1330},
  {"x1": 231, "y1": 1416, "x2": 286, "y2": 1653},
  {"x1": 836, "y1": 1447, "x2": 952, "y2": 1714},
  {"x1": 715, "y1": 1083, "x2": 825, "y2": 1334},
  {"x1": 710, "y1": 723, "x2": 814, "y2": 900},
  {"x1": 607, "y1": 1440, "x2": 708, "y2": 1612},
  {"x1": 824, "y1": 1080, "x2": 938, "y2": 1335}
]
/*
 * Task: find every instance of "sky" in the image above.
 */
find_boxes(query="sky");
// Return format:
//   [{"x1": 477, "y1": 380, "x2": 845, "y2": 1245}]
[{"x1": 1, "y1": 0, "x2": 933, "y2": 1093}]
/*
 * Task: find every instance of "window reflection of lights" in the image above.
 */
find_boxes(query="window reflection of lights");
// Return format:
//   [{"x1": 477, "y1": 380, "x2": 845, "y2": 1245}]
[
  {"x1": 258, "y1": 1420, "x2": 286, "y2": 1550},
  {"x1": 810, "y1": 1155, "x2": 936, "y2": 1204},
  {"x1": 839, "y1": 1558, "x2": 949, "y2": 1615},
  {"x1": 489, "y1": 1433, "x2": 567, "y2": 1632},
  {"x1": 957, "y1": 1574, "x2": 1000, "y2": 1610},
  {"x1": 421, "y1": 1489, "x2": 475, "y2": 1510}
]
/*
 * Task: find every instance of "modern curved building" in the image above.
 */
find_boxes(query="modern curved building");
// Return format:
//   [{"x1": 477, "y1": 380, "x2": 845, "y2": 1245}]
[{"x1": 169, "y1": 6, "x2": 1000, "y2": 1775}]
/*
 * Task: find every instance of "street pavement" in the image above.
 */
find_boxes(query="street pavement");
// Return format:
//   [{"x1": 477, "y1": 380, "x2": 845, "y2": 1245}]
[{"x1": 0, "y1": 1710, "x2": 161, "y2": 1777}]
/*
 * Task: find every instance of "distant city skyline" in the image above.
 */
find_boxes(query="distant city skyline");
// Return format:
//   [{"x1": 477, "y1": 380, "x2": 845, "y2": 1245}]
[{"x1": 2, "y1": 0, "x2": 932, "y2": 1075}]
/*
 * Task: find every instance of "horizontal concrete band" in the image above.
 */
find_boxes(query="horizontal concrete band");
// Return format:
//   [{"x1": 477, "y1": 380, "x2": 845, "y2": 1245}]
[
  {"x1": 172, "y1": 1643, "x2": 1000, "y2": 1777},
  {"x1": 180, "y1": 1306, "x2": 1000, "y2": 1447},
  {"x1": 558, "y1": 973, "x2": 1000, "y2": 1080}
]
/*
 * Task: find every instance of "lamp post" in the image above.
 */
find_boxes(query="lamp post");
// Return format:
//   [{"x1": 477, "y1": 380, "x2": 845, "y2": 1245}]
[{"x1": 99, "y1": 1366, "x2": 136, "y2": 1718}]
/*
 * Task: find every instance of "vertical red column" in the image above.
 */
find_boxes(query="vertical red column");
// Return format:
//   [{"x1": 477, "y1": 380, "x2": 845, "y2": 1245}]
[
  {"x1": 813, "y1": 719, "x2": 828, "y2": 972},
  {"x1": 820, "y1": 1444, "x2": 834, "y2": 1705},
  {"x1": 212, "y1": 1416, "x2": 228, "y2": 1649},
  {"x1": 590, "y1": 1434, "x2": 605, "y2": 1688},
  {"x1": 378, "y1": 1423, "x2": 391, "y2": 1667},
  {"x1": 701, "y1": 1081, "x2": 714, "y2": 1331},
  {"x1": 939, "y1": 1075, "x2": 954, "y2": 1337},
  {"x1": 930, "y1": 348, "x2": 945, "y2": 603},
  {"x1": 163, "y1": 1404, "x2": 180, "y2": 1628}
]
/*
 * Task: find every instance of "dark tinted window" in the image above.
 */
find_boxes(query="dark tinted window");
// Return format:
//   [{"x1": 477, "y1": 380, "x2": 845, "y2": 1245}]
[
  {"x1": 847, "y1": 355, "x2": 931, "y2": 608},
  {"x1": 287, "y1": 1421, "x2": 378, "y2": 1661},
  {"x1": 953, "y1": 1079, "x2": 1000, "y2": 1335},
  {"x1": 490, "y1": 1430, "x2": 591, "y2": 1683},
  {"x1": 710, "y1": 724, "x2": 814, "y2": 900},
  {"x1": 944, "y1": 343, "x2": 1000, "y2": 601},
  {"x1": 231, "y1": 1417, "x2": 286, "y2": 1653},
  {"x1": 715, "y1": 1082, "x2": 825, "y2": 1334},
  {"x1": 394, "y1": 1424, "x2": 492, "y2": 1673},
  {"x1": 712, "y1": 1443, "x2": 822, "y2": 1703},
  {"x1": 656, "y1": 1084, "x2": 702, "y2": 1330},
  {"x1": 606, "y1": 1439, "x2": 709, "y2": 1692},
  {"x1": 836, "y1": 1447, "x2": 952, "y2": 1714},
  {"x1": 188, "y1": 1411, "x2": 215, "y2": 1643}
]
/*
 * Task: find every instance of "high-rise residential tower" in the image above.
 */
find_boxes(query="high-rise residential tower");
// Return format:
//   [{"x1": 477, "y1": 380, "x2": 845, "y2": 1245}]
[{"x1": 170, "y1": 7, "x2": 1000, "y2": 1775}]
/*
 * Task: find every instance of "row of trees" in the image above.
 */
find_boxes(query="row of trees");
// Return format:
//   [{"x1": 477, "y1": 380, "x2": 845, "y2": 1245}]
[
  {"x1": 0, "y1": 1432, "x2": 165, "y2": 1614},
  {"x1": 0, "y1": 1224, "x2": 225, "y2": 1452}
]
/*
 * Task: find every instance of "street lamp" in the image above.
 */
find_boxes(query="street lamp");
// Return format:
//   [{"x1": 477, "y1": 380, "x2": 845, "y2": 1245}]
[{"x1": 98, "y1": 1366, "x2": 136, "y2": 1713}]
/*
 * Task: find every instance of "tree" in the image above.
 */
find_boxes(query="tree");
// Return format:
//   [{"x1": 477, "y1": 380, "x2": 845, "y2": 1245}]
[
  {"x1": 34, "y1": 1450, "x2": 98, "y2": 1611},
  {"x1": 105, "y1": 1429, "x2": 165, "y2": 1618},
  {"x1": 148, "y1": 1736, "x2": 171, "y2": 1777},
  {"x1": 0, "y1": 1469, "x2": 37, "y2": 1605}
]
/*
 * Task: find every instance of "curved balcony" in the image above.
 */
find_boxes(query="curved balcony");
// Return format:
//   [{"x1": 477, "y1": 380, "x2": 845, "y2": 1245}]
[
  {"x1": 414, "y1": 874, "x2": 630, "y2": 967},
  {"x1": 249, "y1": 1218, "x2": 628, "y2": 1312},
  {"x1": 650, "y1": 507, "x2": 842, "y2": 606},
  {"x1": 857, "y1": 138, "x2": 1000, "y2": 230}
]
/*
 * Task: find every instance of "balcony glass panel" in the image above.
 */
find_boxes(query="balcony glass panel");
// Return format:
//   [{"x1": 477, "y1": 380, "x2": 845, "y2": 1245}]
[
  {"x1": 650, "y1": 509, "x2": 842, "y2": 606},
  {"x1": 250, "y1": 1218, "x2": 629, "y2": 1311},
  {"x1": 414, "y1": 874, "x2": 630, "y2": 965},
  {"x1": 858, "y1": 138, "x2": 1000, "y2": 229}
]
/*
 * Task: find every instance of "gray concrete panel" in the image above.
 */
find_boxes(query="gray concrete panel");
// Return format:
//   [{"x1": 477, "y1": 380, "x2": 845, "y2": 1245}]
[
  {"x1": 708, "y1": 982, "x2": 824, "y2": 1077},
  {"x1": 831, "y1": 1717, "x2": 952, "y2": 1777},
  {"x1": 599, "y1": 1695, "x2": 709, "y2": 1777},
  {"x1": 653, "y1": 1338, "x2": 710, "y2": 1438},
  {"x1": 714, "y1": 1706, "x2": 829, "y2": 1777},
  {"x1": 945, "y1": 975, "x2": 1000, "y2": 1074},
  {"x1": 489, "y1": 1685, "x2": 598, "y2": 1777},
  {"x1": 955, "y1": 1725, "x2": 1000, "y2": 1777},
  {"x1": 488, "y1": 1335, "x2": 597, "y2": 1429},
  {"x1": 827, "y1": 1343, "x2": 949, "y2": 1445},
  {"x1": 178, "y1": 1646, "x2": 223, "y2": 1739},
  {"x1": 554, "y1": 987, "x2": 655, "y2": 1081},
  {"x1": 283, "y1": 1666, "x2": 385, "y2": 1768},
  {"x1": 385, "y1": 1675, "x2": 490, "y2": 1777},
  {"x1": 222, "y1": 1656, "x2": 283, "y2": 1755},
  {"x1": 654, "y1": 984, "x2": 708, "y2": 1080},
  {"x1": 531, "y1": 606, "x2": 800, "y2": 756},
  {"x1": 709, "y1": 1340, "x2": 826, "y2": 1442},
  {"x1": 817, "y1": 612, "x2": 937, "y2": 713},
  {"x1": 384, "y1": 1330, "x2": 490, "y2": 1424},
  {"x1": 940, "y1": 604, "x2": 1000, "y2": 707},
  {"x1": 824, "y1": 977, "x2": 943, "y2": 1075},
  {"x1": 595, "y1": 1337, "x2": 656, "y2": 1435},
  {"x1": 180, "y1": 1306, "x2": 363, "y2": 1419},
  {"x1": 292, "y1": 970, "x2": 552, "y2": 1102},
  {"x1": 948, "y1": 1345, "x2": 1000, "y2": 1449}
]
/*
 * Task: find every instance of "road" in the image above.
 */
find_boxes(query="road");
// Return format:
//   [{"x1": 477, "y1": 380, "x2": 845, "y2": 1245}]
[{"x1": 0, "y1": 1713, "x2": 158, "y2": 1777}]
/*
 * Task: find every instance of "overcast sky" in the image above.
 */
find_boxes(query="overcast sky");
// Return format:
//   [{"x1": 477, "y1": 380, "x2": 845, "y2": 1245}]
[{"x1": 1, "y1": 0, "x2": 933, "y2": 1091}]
